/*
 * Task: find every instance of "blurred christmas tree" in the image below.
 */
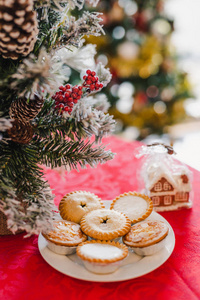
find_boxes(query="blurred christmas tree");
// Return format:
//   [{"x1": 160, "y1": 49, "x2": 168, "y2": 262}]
[
  {"x1": 0, "y1": 0, "x2": 115, "y2": 235},
  {"x1": 86, "y1": 0, "x2": 193, "y2": 139}
]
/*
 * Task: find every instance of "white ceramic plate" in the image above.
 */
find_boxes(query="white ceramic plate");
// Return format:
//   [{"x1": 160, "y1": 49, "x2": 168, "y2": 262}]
[{"x1": 38, "y1": 200, "x2": 175, "y2": 282}]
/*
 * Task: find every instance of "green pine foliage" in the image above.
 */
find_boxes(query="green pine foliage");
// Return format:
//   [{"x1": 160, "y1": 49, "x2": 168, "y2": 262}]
[{"x1": 0, "y1": 0, "x2": 114, "y2": 234}]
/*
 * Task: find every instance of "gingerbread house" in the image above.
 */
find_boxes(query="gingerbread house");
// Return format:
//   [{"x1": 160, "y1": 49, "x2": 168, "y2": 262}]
[{"x1": 144, "y1": 164, "x2": 192, "y2": 211}]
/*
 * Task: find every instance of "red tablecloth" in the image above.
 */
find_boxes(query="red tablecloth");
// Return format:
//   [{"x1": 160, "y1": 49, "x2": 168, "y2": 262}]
[{"x1": 1, "y1": 136, "x2": 200, "y2": 300}]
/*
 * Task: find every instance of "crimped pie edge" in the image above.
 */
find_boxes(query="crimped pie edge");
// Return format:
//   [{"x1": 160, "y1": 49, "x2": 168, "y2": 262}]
[
  {"x1": 76, "y1": 240, "x2": 129, "y2": 263},
  {"x1": 110, "y1": 191, "x2": 153, "y2": 224},
  {"x1": 42, "y1": 220, "x2": 87, "y2": 247},
  {"x1": 80, "y1": 209, "x2": 131, "y2": 240},
  {"x1": 122, "y1": 220, "x2": 169, "y2": 248},
  {"x1": 59, "y1": 190, "x2": 105, "y2": 222}
]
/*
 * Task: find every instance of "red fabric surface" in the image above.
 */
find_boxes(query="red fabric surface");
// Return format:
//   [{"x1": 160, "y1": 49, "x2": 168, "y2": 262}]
[{"x1": 1, "y1": 135, "x2": 200, "y2": 300}]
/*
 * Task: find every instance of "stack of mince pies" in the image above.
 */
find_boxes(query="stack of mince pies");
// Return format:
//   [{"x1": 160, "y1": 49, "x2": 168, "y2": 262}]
[{"x1": 42, "y1": 190, "x2": 169, "y2": 274}]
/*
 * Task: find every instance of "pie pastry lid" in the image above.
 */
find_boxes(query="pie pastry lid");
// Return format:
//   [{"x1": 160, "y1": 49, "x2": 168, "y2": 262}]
[
  {"x1": 123, "y1": 220, "x2": 169, "y2": 255},
  {"x1": 80, "y1": 209, "x2": 131, "y2": 240},
  {"x1": 42, "y1": 220, "x2": 87, "y2": 247},
  {"x1": 89, "y1": 236, "x2": 121, "y2": 243},
  {"x1": 110, "y1": 192, "x2": 153, "y2": 224},
  {"x1": 59, "y1": 191, "x2": 105, "y2": 224}
]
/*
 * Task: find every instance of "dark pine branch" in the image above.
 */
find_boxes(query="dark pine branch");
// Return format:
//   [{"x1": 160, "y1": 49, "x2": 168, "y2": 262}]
[
  {"x1": 35, "y1": 137, "x2": 114, "y2": 170},
  {"x1": 0, "y1": 142, "x2": 44, "y2": 198}
]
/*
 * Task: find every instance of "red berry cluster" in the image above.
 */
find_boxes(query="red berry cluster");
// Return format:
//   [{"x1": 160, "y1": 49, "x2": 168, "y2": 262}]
[
  {"x1": 83, "y1": 70, "x2": 103, "y2": 92},
  {"x1": 52, "y1": 70, "x2": 103, "y2": 115},
  {"x1": 52, "y1": 84, "x2": 83, "y2": 114}
]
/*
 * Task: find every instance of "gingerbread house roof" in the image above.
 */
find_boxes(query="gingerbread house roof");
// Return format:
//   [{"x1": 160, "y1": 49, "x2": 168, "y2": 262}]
[
  {"x1": 173, "y1": 174, "x2": 191, "y2": 192},
  {"x1": 146, "y1": 163, "x2": 191, "y2": 192}
]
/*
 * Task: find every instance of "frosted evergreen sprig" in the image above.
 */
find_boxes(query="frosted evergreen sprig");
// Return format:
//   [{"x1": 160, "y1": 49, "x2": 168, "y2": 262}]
[
  {"x1": 37, "y1": 137, "x2": 115, "y2": 169},
  {"x1": 0, "y1": 117, "x2": 12, "y2": 141},
  {"x1": 71, "y1": 98, "x2": 115, "y2": 141},
  {"x1": 53, "y1": 12, "x2": 104, "y2": 49},
  {"x1": 0, "y1": 117, "x2": 12, "y2": 132},
  {"x1": 10, "y1": 49, "x2": 56, "y2": 98},
  {"x1": 86, "y1": 0, "x2": 100, "y2": 7},
  {"x1": 54, "y1": 44, "x2": 96, "y2": 73},
  {"x1": 67, "y1": 0, "x2": 100, "y2": 9},
  {"x1": 0, "y1": 0, "x2": 115, "y2": 236},
  {"x1": 0, "y1": 181, "x2": 55, "y2": 236},
  {"x1": 83, "y1": 93, "x2": 111, "y2": 113},
  {"x1": 34, "y1": 0, "x2": 100, "y2": 10},
  {"x1": 96, "y1": 63, "x2": 112, "y2": 87}
]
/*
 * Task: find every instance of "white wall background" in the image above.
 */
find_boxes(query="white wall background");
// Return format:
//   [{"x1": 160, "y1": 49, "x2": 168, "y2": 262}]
[
  {"x1": 165, "y1": 0, "x2": 200, "y2": 170},
  {"x1": 166, "y1": 0, "x2": 200, "y2": 115}
]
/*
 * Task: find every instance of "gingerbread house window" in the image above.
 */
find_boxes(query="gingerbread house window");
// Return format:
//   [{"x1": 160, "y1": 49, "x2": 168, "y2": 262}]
[
  {"x1": 152, "y1": 196, "x2": 160, "y2": 206},
  {"x1": 164, "y1": 195, "x2": 172, "y2": 205},
  {"x1": 175, "y1": 192, "x2": 187, "y2": 202},
  {"x1": 163, "y1": 181, "x2": 170, "y2": 191},
  {"x1": 154, "y1": 182, "x2": 162, "y2": 192}
]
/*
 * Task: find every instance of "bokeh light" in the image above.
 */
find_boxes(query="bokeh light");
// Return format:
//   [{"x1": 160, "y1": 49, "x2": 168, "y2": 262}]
[
  {"x1": 152, "y1": 54, "x2": 163, "y2": 65},
  {"x1": 154, "y1": 101, "x2": 167, "y2": 114},
  {"x1": 112, "y1": 26, "x2": 126, "y2": 39},
  {"x1": 126, "y1": 29, "x2": 140, "y2": 41},
  {"x1": 96, "y1": 54, "x2": 108, "y2": 66},
  {"x1": 116, "y1": 97, "x2": 134, "y2": 114},
  {"x1": 152, "y1": 19, "x2": 171, "y2": 35},
  {"x1": 117, "y1": 42, "x2": 139, "y2": 60},
  {"x1": 110, "y1": 84, "x2": 119, "y2": 97},
  {"x1": 146, "y1": 86, "x2": 159, "y2": 98},
  {"x1": 124, "y1": 1, "x2": 138, "y2": 16},
  {"x1": 118, "y1": 82, "x2": 135, "y2": 97}
]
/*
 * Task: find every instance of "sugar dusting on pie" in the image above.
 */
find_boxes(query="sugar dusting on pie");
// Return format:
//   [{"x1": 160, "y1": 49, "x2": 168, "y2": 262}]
[
  {"x1": 80, "y1": 208, "x2": 131, "y2": 240},
  {"x1": 59, "y1": 191, "x2": 104, "y2": 224},
  {"x1": 123, "y1": 220, "x2": 169, "y2": 248},
  {"x1": 42, "y1": 220, "x2": 87, "y2": 246}
]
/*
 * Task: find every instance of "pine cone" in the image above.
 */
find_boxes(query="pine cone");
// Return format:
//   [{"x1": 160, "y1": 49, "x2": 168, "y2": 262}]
[
  {"x1": 7, "y1": 119, "x2": 34, "y2": 144},
  {"x1": 9, "y1": 94, "x2": 44, "y2": 121},
  {"x1": 0, "y1": 0, "x2": 38, "y2": 60}
]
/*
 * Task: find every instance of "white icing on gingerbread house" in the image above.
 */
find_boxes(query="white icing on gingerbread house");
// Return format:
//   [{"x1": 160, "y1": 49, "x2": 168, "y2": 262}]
[{"x1": 145, "y1": 163, "x2": 191, "y2": 210}]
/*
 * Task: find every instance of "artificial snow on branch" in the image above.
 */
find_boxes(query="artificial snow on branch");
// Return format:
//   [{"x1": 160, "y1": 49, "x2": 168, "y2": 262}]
[
  {"x1": 0, "y1": 117, "x2": 12, "y2": 142},
  {"x1": 53, "y1": 12, "x2": 104, "y2": 49},
  {"x1": 71, "y1": 97, "x2": 115, "y2": 141},
  {"x1": 95, "y1": 63, "x2": 112, "y2": 87},
  {"x1": 54, "y1": 44, "x2": 96, "y2": 73},
  {"x1": 85, "y1": 94, "x2": 111, "y2": 113},
  {"x1": 34, "y1": 0, "x2": 100, "y2": 10},
  {"x1": 0, "y1": 0, "x2": 115, "y2": 236},
  {"x1": 10, "y1": 49, "x2": 57, "y2": 98},
  {"x1": 0, "y1": 180, "x2": 55, "y2": 236},
  {"x1": 0, "y1": 117, "x2": 12, "y2": 132}
]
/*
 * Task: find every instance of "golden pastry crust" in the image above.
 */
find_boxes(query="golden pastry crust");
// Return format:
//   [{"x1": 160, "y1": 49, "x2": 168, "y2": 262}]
[
  {"x1": 80, "y1": 208, "x2": 131, "y2": 240},
  {"x1": 110, "y1": 192, "x2": 153, "y2": 224},
  {"x1": 42, "y1": 220, "x2": 87, "y2": 246},
  {"x1": 123, "y1": 220, "x2": 169, "y2": 248},
  {"x1": 59, "y1": 190, "x2": 105, "y2": 224},
  {"x1": 76, "y1": 240, "x2": 128, "y2": 263}
]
